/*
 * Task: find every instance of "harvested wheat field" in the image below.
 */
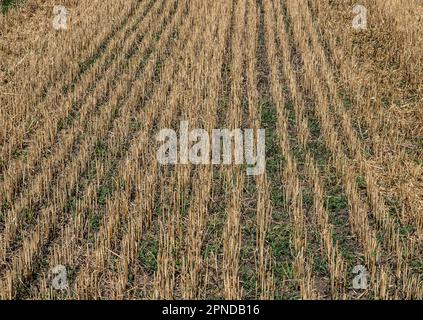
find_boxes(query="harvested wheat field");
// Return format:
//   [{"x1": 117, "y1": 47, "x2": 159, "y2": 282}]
[{"x1": 0, "y1": 0, "x2": 422, "y2": 300}]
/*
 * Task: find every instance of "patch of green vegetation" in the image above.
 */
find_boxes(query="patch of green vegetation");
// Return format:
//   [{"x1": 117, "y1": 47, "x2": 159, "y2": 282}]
[
  {"x1": 327, "y1": 194, "x2": 348, "y2": 211},
  {"x1": 356, "y1": 175, "x2": 367, "y2": 190},
  {"x1": 398, "y1": 225, "x2": 415, "y2": 238},
  {"x1": 292, "y1": 146, "x2": 306, "y2": 166},
  {"x1": 203, "y1": 243, "x2": 218, "y2": 259},
  {"x1": 314, "y1": 254, "x2": 329, "y2": 275},
  {"x1": 12, "y1": 147, "x2": 24, "y2": 159},
  {"x1": 85, "y1": 161, "x2": 98, "y2": 181},
  {"x1": 381, "y1": 96, "x2": 390, "y2": 109},
  {"x1": 64, "y1": 51, "x2": 102, "y2": 95},
  {"x1": 240, "y1": 264, "x2": 256, "y2": 297},
  {"x1": 154, "y1": 31, "x2": 161, "y2": 42},
  {"x1": 97, "y1": 185, "x2": 111, "y2": 206},
  {"x1": 65, "y1": 197, "x2": 78, "y2": 215},
  {"x1": 410, "y1": 260, "x2": 423, "y2": 274},
  {"x1": 261, "y1": 99, "x2": 283, "y2": 180},
  {"x1": 287, "y1": 111, "x2": 297, "y2": 129},
  {"x1": 302, "y1": 188, "x2": 314, "y2": 208},
  {"x1": 377, "y1": 230, "x2": 388, "y2": 246},
  {"x1": 269, "y1": 224, "x2": 291, "y2": 259},
  {"x1": 260, "y1": 91, "x2": 298, "y2": 297},
  {"x1": 267, "y1": 221, "x2": 292, "y2": 282},
  {"x1": 88, "y1": 211, "x2": 101, "y2": 232},
  {"x1": 308, "y1": 116, "x2": 321, "y2": 137},
  {"x1": 81, "y1": 52, "x2": 101, "y2": 74},
  {"x1": 261, "y1": 99, "x2": 277, "y2": 127},
  {"x1": 154, "y1": 60, "x2": 163, "y2": 77},
  {"x1": 138, "y1": 236, "x2": 159, "y2": 273},
  {"x1": 307, "y1": 140, "x2": 330, "y2": 167},
  {"x1": 95, "y1": 141, "x2": 108, "y2": 159},
  {"x1": 271, "y1": 188, "x2": 284, "y2": 208},
  {"x1": 113, "y1": 177, "x2": 127, "y2": 193},
  {"x1": 339, "y1": 246, "x2": 357, "y2": 266},
  {"x1": 267, "y1": 153, "x2": 283, "y2": 180},
  {"x1": 1, "y1": 0, "x2": 23, "y2": 14}
]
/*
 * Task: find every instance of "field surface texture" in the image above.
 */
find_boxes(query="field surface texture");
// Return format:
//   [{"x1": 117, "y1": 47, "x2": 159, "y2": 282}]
[{"x1": 0, "y1": 0, "x2": 422, "y2": 299}]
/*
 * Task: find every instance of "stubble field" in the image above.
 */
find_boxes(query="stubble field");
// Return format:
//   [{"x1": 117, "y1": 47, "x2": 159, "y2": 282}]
[{"x1": 0, "y1": 0, "x2": 422, "y2": 299}]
